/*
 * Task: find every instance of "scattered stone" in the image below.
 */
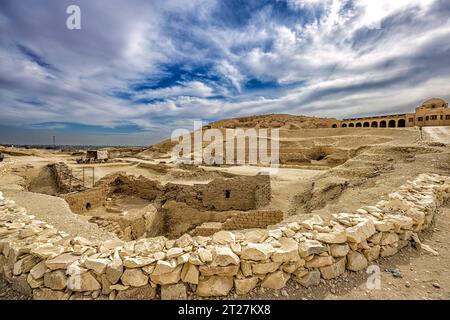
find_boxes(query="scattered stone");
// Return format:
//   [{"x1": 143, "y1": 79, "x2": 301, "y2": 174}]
[
  {"x1": 386, "y1": 268, "x2": 402, "y2": 278},
  {"x1": 121, "y1": 269, "x2": 149, "y2": 287}
]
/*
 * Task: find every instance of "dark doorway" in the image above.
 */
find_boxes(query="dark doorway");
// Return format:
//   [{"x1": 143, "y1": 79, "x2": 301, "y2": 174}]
[
  {"x1": 398, "y1": 119, "x2": 406, "y2": 127},
  {"x1": 225, "y1": 190, "x2": 231, "y2": 199},
  {"x1": 388, "y1": 120, "x2": 396, "y2": 128}
]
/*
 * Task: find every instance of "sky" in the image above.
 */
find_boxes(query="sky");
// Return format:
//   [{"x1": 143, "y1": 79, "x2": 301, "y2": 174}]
[{"x1": 1, "y1": 0, "x2": 450, "y2": 146}]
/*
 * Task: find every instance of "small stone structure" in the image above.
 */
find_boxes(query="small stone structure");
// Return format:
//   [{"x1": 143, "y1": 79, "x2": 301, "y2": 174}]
[
  {"x1": 0, "y1": 173, "x2": 448, "y2": 300},
  {"x1": 59, "y1": 172, "x2": 275, "y2": 239}
]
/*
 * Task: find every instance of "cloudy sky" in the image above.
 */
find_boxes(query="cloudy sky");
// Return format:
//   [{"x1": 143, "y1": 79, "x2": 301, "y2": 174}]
[{"x1": 1, "y1": 0, "x2": 449, "y2": 145}]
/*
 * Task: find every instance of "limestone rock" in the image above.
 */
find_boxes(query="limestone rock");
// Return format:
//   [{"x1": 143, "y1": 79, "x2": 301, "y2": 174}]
[
  {"x1": 298, "y1": 240, "x2": 327, "y2": 257},
  {"x1": 240, "y1": 243, "x2": 274, "y2": 261},
  {"x1": 175, "y1": 234, "x2": 194, "y2": 248},
  {"x1": 235, "y1": 277, "x2": 259, "y2": 295},
  {"x1": 199, "y1": 264, "x2": 239, "y2": 277},
  {"x1": 150, "y1": 265, "x2": 182, "y2": 285},
  {"x1": 315, "y1": 231, "x2": 347, "y2": 244},
  {"x1": 45, "y1": 253, "x2": 79, "y2": 270},
  {"x1": 212, "y1": 231, "x2": 235, "y2": 244},
  {"x1": 181, "y1": 263, "x2": 199, "y2": 284},
  {"x1": 13, "y1": 255, "x2": 40, "y2": 276},
  {"x1": 44, "y1": 270, "x2": 67, "y2": 290},
  {"x1": 106, "y1": 258, "x2": 123, "y2": 284},
  {"x1": 67, "y1": 271, "x2": 101, "y2": 292},
  {"x1": 212, "y1": 246, "x2": 240, "y2": 266},
  {"x1": 244, "y1": 229, "x2": 268, "y2": 243},
  {"x1": 166, "y1": 247, "x2": 184, "y2": 259},
  {"x1": 380, "y1": 232, "x2": 399, "y2": 246},
  {"x1": 252, "y1": 262, "x2": 281, "y2": 274},
  {"x1": 346, "y1": 219, "x2": 376, "y2": 243},
  {"x1": 363, "y1": 245, "x2": 380, "y2": 262},
  {"x1": 29, "y1": 260, "x2": 47, "y2": 280},
  {"x1": 295, "y1": 269, "x2": 320, "y2": 287},
  {"x1": 116, "y1": 285, "x2": 156, "y2": 300},
  {"x1": 305, "y1": 256, "x2": 334, "y2": 268},
  {"x1": 261, "y1": 271, "x2": 290, "y2": 290},
  {"x1": 84, "y1": 258, "x2": 109, "y2": 274},
  {"x1": 198, "y1": 248, "x2": 213, "y2": 263},
  {"x1": 320, "y1": 258, "x2": 346, "y2": 280},
  {"x1": 121, "y1": 268, "x2": 149, "y2": 287},
  {"x1": 196, "y1": 276, "x2": 233, "y2": 297},
  {"x1": 123, "y1": 256, "x2": 155, "y2": 268},
  {"x1": 161, "y1": 283, "x2": 187, "y2": 300},
  {"x1": 271, "y1": 238, "x2": 300, "y2": 262},
  {"x1": 330, "y1": 244, "x2": 349, "y2": 257},
  {"x1": 27, "y1": 273, "x2": 44, "y2": 289},
  {"x1": 346, "y1": 251, "x2": 368, "y2": 271},
  {"x1": 152, "y1": 260, "x2": 177, "y2": 276}
]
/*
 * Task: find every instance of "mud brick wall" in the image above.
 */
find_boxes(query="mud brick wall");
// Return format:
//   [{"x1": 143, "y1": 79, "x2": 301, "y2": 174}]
[
  {"x1": 222, "y1": 210, "x2": 283, "y2": 230},
  {"x1": 200, "y1": 174, "x2": 271, "y2": 211}
]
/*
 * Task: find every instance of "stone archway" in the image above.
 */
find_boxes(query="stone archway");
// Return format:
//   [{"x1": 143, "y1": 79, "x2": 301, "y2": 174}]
[
  {"x1": 332, "y1": 124, "x2": 338, "y2": 128},
  {"x1": 342, "y1": 123, "x2": 347, "y2": 128},
  {"x1": 356, "y1": 123, "x2": 362, "y2": 127},
  {"x1": 388, "y1": 120, "x2": 396, "y2": 128},
  {"x1": 371, "y1": 121, "x2": 378, "y2": 128},
  {"x1": 349, "y1": 123, "x2": 355, "y2": 127},
  {"x1": 398, "y1": 119, "x2": 406, "y2": 127},
  {"x1": 363, "y1": 122, "x2": 370, "y2": 127},
  {"x1": 380, "y1": 120, "x2": 387, "y2": 128}
]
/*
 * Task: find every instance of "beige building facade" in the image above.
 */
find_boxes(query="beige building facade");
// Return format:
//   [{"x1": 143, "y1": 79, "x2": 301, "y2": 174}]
[{"x1": 332, "y1": 98, "x2": 450, "y2": 128}]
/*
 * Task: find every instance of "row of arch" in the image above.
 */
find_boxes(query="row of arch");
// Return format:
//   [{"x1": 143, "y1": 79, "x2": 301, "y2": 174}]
[{"x1": 332, "y1": 119, "x2": 406, "y2": 128}]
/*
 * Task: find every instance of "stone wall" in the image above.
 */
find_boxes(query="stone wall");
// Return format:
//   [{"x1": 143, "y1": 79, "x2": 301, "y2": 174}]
[
  {"x1": 49, "y1": 163, "x2": 85, "y2": 194},
  {"x1": 0, "y1": 173, "x2": 448, "y2": 300}
]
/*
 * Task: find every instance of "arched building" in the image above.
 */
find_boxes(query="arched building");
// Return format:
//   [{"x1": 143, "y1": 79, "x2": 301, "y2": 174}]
[{"x1": 332, "y1": 98, "x2": 450, "y2": 128}]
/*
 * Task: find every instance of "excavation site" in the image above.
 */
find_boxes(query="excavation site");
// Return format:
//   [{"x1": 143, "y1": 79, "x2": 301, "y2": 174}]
[{"x1": 1, "y1": 113, "x2": 449, "y2": 300}]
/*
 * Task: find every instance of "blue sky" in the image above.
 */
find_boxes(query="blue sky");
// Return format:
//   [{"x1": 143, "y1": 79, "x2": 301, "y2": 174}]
[{"x1": 1, "y1": 0, "x2": 450, "y2": 145}]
